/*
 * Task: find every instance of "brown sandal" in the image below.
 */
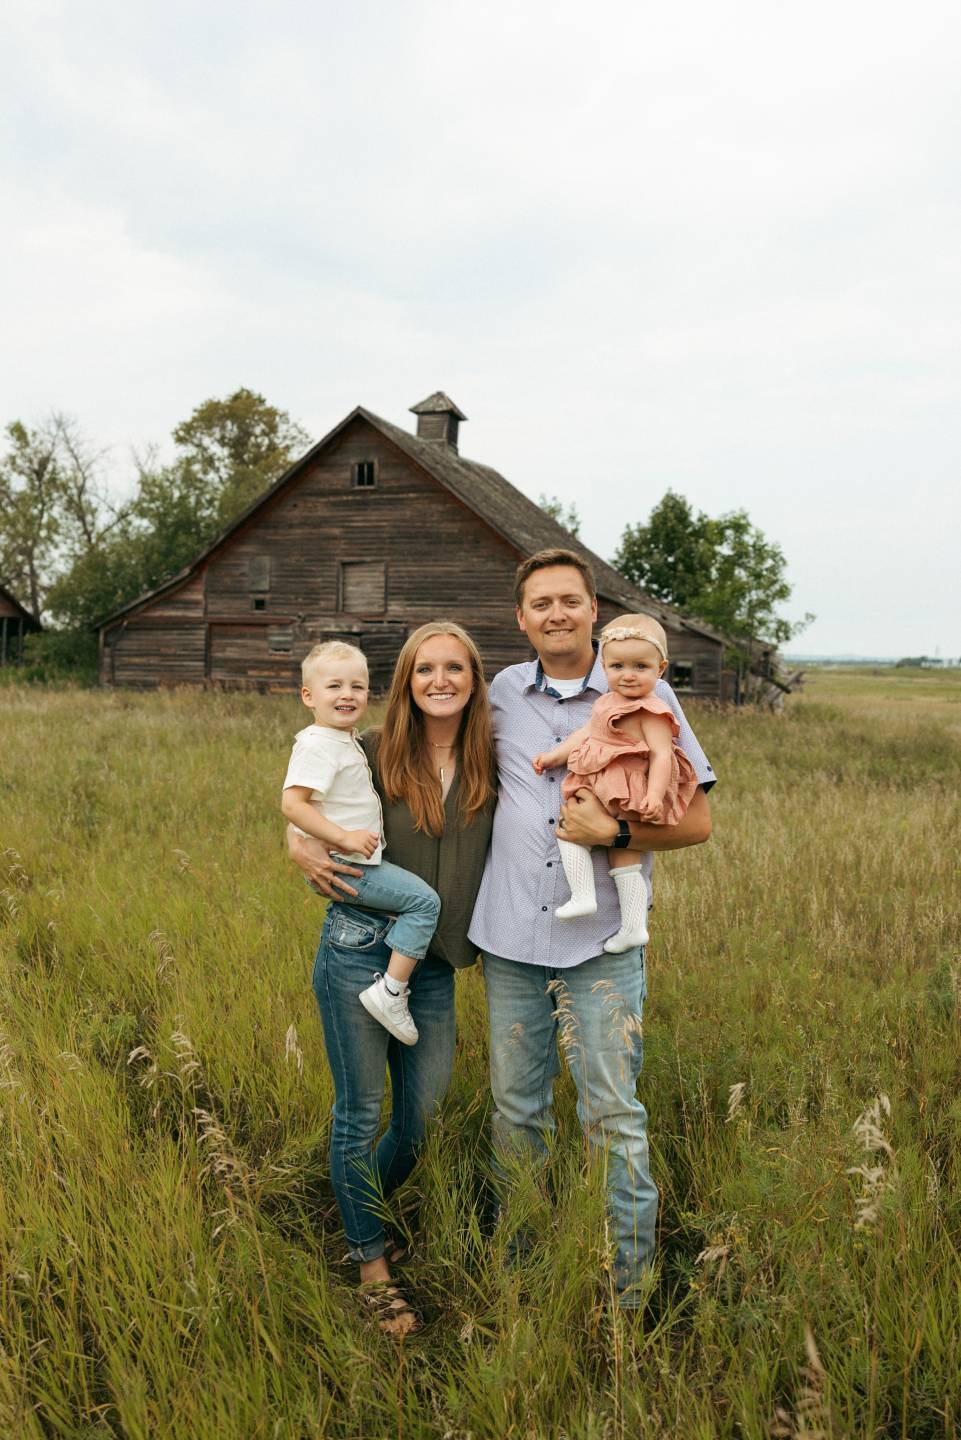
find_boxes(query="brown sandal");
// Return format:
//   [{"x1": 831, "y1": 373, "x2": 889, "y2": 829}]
[
  {"x1": 359, "y1": 1281, "x2": 421, "y2": 1337},
  {"x1": 384, "y1": 1230, "x2": 416, "y2": 1266},
  {"x1": 340, "y1": 1233, "x2": 414, "y2": 1269}
]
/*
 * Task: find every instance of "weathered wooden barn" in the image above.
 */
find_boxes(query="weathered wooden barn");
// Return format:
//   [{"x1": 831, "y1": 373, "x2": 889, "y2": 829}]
[
  {"x1": 97, "y1": 394, "x2": 726, "y2": 697},
  {"x1": 0, "y1": 585, "x2": 41, "y2": 666}
]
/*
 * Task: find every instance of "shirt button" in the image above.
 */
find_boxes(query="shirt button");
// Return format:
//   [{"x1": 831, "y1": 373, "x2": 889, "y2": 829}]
[
  {"x1": 546, "y1": 861, "x2": 553, "y2": 868},
  {"x1": 541, "y1": 906, "x2": 548, "y2": 912},
  {"x1": 555, "y1": 737, "x2": 562, "y2": 743},
  {"x1": 548, "y1": 776, "x2": 555, "y2": 783},
  {"x1": 548, "y1": 818, "x2": 555, "y2": 825}
]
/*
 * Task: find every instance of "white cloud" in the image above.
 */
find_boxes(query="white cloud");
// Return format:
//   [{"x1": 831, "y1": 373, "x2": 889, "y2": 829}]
[{"x1": 1, "y1": 0, "x2": 958, "y2": 655}]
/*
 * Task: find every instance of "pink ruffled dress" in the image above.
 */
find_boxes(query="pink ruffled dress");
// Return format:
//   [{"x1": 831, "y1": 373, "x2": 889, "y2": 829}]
[{"x1": 560, "y1": 691, "x2": 698, "y2": 825}]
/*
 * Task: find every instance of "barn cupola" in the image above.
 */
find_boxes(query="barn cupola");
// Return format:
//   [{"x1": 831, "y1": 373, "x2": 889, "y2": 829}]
[{"x1": 409, "y1": 392, "x2": 467, "y2": 453}]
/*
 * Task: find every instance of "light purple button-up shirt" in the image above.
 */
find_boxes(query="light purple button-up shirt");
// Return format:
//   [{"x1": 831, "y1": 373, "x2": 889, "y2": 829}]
[{"x1": 468, "y1": 646, "x2": 716, "y2": 969}]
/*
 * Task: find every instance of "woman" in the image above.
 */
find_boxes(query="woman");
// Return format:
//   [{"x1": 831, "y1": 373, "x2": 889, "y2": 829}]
[{"x1": 288, "y1": 621, "x2": 495, "y2": 1335}]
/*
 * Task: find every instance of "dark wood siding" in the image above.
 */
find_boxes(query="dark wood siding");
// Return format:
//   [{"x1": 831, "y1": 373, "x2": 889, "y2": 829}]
[
  {"x1": 107, "y1": 623, "x2": 206, "y2": 688},
  {"x1": 208, "y1": 624, "x2": 300, "y2": 690}
]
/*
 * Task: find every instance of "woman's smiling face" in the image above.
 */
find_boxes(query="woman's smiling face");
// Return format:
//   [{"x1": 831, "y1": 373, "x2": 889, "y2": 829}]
[{"x1": 409, "y1": 634, "x2": 474, "y2": 718}]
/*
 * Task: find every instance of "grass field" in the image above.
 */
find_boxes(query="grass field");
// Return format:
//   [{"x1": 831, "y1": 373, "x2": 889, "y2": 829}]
[{"x1": 1, "y1": 669, "x2": 959, "y2": 1438}]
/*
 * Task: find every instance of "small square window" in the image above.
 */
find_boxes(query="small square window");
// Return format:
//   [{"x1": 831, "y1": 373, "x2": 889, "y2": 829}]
[
  {"x1": 669, "y1": 661, "x2": 694, "y2": 691},
  {"x1": 252, "y1": 597, "x2": 267, "y2": 612},
  {"x1": 352, "y1": 461, "x2": 376, "y2": 488}
]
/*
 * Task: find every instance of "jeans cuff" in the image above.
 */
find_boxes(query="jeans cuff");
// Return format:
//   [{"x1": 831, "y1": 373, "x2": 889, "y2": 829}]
[{"x1": 346, "y1": 1234, "x2": 386, "y2": 1263}]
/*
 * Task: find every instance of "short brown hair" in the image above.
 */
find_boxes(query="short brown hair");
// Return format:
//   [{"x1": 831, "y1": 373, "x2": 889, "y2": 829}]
[{"x1": 513, "y1": 548, "x2": 597, "y2": 607}]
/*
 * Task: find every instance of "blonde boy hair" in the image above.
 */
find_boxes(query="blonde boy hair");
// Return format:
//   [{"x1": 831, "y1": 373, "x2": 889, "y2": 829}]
[
  {"x1": 599, "y1": 613, "x2": 669, "y2": 663},
  {"x1": 301, "y1": 640, "x2": 368, "y2": 685}
]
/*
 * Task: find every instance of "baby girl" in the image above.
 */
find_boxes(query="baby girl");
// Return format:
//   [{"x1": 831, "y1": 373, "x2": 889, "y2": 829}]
[{"x1": 533, "y1": 614, "x2": 698, "y2": 953}]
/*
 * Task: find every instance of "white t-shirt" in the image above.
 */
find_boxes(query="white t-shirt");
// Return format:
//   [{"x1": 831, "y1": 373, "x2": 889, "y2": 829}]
[
  {"x1": 283, "y1": 724, "x2": 384, "y2": 864},
  {"x1": 540, "y1": 673, "x2": 585, "y2": 699}
]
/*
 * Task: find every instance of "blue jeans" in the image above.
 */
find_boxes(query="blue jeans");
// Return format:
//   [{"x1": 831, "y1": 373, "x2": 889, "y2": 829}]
[
  {"x1": 312, "y1": 904, "x2": 456, "y2": 1261},
  {"x1": 330, "y1": 858, "x2": 440, "y2": 961},
  {"x1": 483, "y1": 947, "x2": 655, "y2": 1305}
]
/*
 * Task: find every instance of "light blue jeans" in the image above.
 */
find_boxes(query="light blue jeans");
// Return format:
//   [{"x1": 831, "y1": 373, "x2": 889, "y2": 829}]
[
  {"x1": 312, "y1": 905, "x2": 456, "y2": 1261},
  {"x1": 483, "y1": 947, "x2": 655, "y2": 1306},
  {"x1": 328, "y1": 857, "x2": 440, "y2": 961}
]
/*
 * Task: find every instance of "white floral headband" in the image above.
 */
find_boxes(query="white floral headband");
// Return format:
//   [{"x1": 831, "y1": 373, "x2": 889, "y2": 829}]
[{"x1": 599, "y1": 627, "x2": 668, "y2": 662}]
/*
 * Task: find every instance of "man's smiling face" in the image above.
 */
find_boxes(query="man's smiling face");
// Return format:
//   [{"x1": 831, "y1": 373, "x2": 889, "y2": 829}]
[{"x1": 516, "y1": 565, "x2": 598, "y2": 672}]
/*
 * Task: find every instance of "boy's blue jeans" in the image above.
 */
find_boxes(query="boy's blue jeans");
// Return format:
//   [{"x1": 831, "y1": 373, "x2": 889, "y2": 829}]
[
  {"x1": 328, "y1": 857, "x2": 440, "y2": 961},
  {"x1": 482, "y1": 946, "x2": 655, "y2": 1306},
  {"x1": 312, "y1": 905, "x2": 455, "y2": 1261}
]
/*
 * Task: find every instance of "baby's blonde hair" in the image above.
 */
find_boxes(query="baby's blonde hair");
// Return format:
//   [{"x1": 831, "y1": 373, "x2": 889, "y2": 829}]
[
  {"x1": 599, "y1": 614, "x2": 669, "y2": 663},
  {"x1": 301, "y1": 640, "x2": 367, "y2": 685}
]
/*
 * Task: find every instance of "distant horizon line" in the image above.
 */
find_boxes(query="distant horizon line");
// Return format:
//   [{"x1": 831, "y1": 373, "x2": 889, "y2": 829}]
[{"x1": 784, "y1": 653, "x2": 959, "y2": 665}]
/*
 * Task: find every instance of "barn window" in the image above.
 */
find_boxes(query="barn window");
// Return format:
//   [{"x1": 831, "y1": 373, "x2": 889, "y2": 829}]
[
  {"x1": 252, "y1": 597, "x2": 267, "y2": 612},
  {"x1": 352, "y1": 461, "x2": 377, "y2": 488},
  {"x1": 267, "y1": 628, "x2": 293, "y2": 653},
  {"x1": 340, "y1": 560, "x2": 386, "y2": 613},
  {"x1": 248, "y1": 556, "x2": 271, "y2": 590},
  {"x1": 669, "y1": 661, "x2": 694, "y2": 691}
]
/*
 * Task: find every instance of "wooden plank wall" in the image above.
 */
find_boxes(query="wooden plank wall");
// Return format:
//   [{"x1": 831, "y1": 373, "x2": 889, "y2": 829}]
[{"x1": 100, "y1": 416, "x2": 725, "y2": 697}]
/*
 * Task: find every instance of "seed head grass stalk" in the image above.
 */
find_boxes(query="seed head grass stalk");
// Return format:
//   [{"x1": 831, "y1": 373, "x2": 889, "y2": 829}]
[{"x1": 1, "y1": 668, "x2": 959, "y2": 1436}]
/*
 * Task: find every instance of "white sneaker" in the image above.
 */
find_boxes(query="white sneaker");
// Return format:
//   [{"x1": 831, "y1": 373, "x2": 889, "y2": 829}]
[{"x1": 359, "y1": 976, "x2": 418, "y2": 1045}]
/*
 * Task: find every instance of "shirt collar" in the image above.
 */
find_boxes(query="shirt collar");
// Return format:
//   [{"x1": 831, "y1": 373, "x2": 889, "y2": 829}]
[
  {"x1": 302, "y1": 723, "x2": 356, "y2": 744},
  {"x1": 524, "y1": 642, "x2": 607, "y2": 699}
]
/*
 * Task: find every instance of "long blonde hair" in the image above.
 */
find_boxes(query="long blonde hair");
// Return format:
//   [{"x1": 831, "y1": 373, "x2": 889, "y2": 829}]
[{"x1": 378, "y1": 622, "x2": 495, "y2": 836}]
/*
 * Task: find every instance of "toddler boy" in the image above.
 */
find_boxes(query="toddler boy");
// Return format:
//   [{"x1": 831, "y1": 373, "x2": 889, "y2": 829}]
[{"x1": 281, "y1": 642, "x2": 440, "y2": 1045}]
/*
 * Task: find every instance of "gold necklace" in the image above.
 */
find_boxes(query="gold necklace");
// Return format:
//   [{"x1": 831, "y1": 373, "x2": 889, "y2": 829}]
[{"x1": 429, "y1": 741, "x2": 455, "y2": 786}]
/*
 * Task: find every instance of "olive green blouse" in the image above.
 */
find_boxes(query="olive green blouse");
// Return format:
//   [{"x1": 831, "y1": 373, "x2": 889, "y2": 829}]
[{"x1": 359, "y1": 729, "x2": 493, "y2": 970}]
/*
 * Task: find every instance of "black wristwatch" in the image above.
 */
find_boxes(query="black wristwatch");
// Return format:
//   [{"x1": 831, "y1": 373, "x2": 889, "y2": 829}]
[{"x1": 612, "y1": 819, "x2": 631, "y2": 849}]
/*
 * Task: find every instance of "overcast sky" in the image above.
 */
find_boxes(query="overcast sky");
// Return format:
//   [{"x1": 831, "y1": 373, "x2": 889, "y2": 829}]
[{"x1": 3, "y1": 0, "x2": 959, "y2": 657}]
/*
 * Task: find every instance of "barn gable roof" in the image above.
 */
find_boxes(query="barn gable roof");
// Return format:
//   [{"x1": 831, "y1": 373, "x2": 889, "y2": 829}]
[
  {"x1": 95, "y1": 404, "x2": 724, "y2": 648},
  {"x1": 0, "y1": 582, "x2": 41, "y2": 626}
]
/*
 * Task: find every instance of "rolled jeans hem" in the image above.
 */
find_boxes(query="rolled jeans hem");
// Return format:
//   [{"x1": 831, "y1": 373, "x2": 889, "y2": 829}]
[{"x1": 346, "y1": 1236, "x2": 387, "y2": 1264}]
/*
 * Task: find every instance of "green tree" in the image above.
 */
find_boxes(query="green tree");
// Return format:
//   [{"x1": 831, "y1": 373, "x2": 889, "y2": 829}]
[
  {"x1": 0, "y1": 414, "x2": 126, "y2": 620},
  {"x1": 45, "y1": 390, "x2": 312, "y2": 632},
  {"x1": 611, "y1": 491, "x2": 714, "y2": 614},
  {"x1": 0, "y1": 420, "x2": 64, "y2": 617},
  {"x1": 538, "y1": 493, "x2": 581, "y2": 538},
  {"x1": 172, "y1": 387, "x2": 311, "y2": 527},
  {"x1": 613, "y1": 490, "x2": 812, "y2": 648}
]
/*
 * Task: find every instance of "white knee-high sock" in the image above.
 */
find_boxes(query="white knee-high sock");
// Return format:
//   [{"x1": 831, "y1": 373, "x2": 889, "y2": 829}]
[
  {"x1": 555, "y1": 838, "x2": 597, "y2": 919},
  {"x1": 604, "y1": 864, "x2": 649, "y2": 952}
]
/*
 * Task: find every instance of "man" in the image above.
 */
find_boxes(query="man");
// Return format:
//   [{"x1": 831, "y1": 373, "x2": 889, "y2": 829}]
[{"x1": 468, "y1": 548, "x2": 714, "y2": 1307}]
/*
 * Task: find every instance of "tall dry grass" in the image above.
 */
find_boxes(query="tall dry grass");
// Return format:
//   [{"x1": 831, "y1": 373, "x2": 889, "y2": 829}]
[{"x1": 1, "y1": 670, "x2": 959, "y2": 1438}]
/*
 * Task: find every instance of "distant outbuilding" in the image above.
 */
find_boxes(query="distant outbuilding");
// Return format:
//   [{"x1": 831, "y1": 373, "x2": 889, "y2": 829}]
[
  {"x1": 0, "y1": 584, "x2": 41, "y2": 666},
  {"x1": 96, "y1": 394, "x2": 728, "y2": 697}
]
